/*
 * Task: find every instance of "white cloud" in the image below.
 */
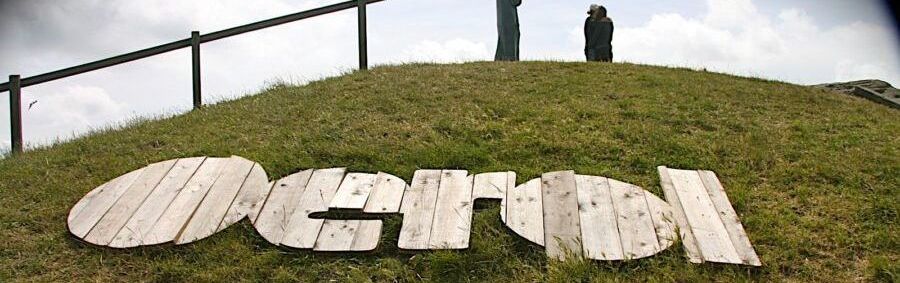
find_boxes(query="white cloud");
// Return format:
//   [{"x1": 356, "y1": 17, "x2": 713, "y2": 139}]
[
  {"x1": 704, "y1": 0, "x2": 760, "y2": 30},
  {"x1": 23, "y1": 85, "x2": 126, "y2": 145},
  {"x1": 612, "y1": 0, "x2": 900, "y2": 85},
  {"x1": 398, "y1": 39, "x2": 491, "y2": 63}
]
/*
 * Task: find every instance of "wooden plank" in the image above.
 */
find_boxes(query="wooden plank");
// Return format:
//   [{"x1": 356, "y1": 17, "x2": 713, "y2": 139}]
[
  {"x1": 505, "y1": 178, "x2": 544, "y2": 245},
  {"x1": 82, "y1": 159, "x2": 177, "y2": 245},
  {"x1": 502, "y1": 172, "x2": 515, "y2": 223},
  {"x1": 219, "y1": 164, "x2": 272, "y2": 228},
  {"x1": 575, "y1": 175, "x2": 624, "y2": 260},
  {"x1": 108, "y1": 157, "x2": 205, "y2": 248},
  {"x1": 363, "y1": 172, "x2": 406, "y2": 213},
  {"x1": 474, "y1": 172, "x2": 515, "y2": 223},
  {"x1": 541, "y1": 171, "x2": 582, "y2": 260},
  {"x1": 398, "y1": 170, "x2": 441, "y2": 250},
  {"x1": 658, "y1": 166, "x2": 703, "y2": 263},
  {"x1": 251, "y1": 181, "x2": 276, "y2": 223},
  {"x1": 698, "y1": 170, "x2": 762, "y2": 266},
  {"x1": 667, "y1": 168, "x2": 743, "y2": 264},
  {"x1": 141, "y1": 158, "x2": 229, "y2": 245},
  {"x1": 644, "y1": 193, "x2": 677, "y2": 250},
  {"x1": 252, "y1": 169, "x2": 313, "y2": 244},
  {"x1": 176, "y1": 156, "x2": 256, "y2": 244},
  {"x1": 329, "y1": 173, "x2": 376, "y2": 209},
  {"x1": 350, "y1": 220, "x2": 382, "y2": 251},
  {"x1": 280, "y1": 168, "x2": 346, "y2": 248},
  {"x1": 313, "y1": 220, "x2": 360, "y2": 251},
  {"x1": 473, "y1": 172, "x2": 507, "y2": 199},
  {"x1": 429, "y1": 170, "x2": 474, "y2": 249},
  {"x1": 68, "y1": 167, "x2": 145, "y2": 238},
  {"x1": 608, "y1": 178, "x2": 661, "y2": 259}
]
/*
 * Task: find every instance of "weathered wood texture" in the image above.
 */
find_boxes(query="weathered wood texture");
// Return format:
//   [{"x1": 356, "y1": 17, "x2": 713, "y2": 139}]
[
  {"x1": 69, "y1": 163, "x2": 757, "y2": 262},
  {"x1": 397, "y1": 170, "x2": 476, "y2": 250},
  {"x1": 659, "y1": 166, "x2": 762, "y2": 266},
  {"x1": 397, "y1": 170, "x2": 442, "y2": 249},
  {"x1": 505, "y1": 174, "x2": 677, "y2": 262},
  {"x1": 473, "y1": 171, "x2": 515, "y2": 223},
  {"x1": 428, "y1": 171, "x2": 473, "y2": 249},
  {"x1": 608, "y1": 178, "x2": 660, "y2": 259},
  {"x1": 254, "y1": 169, "x2": 314, "y2": 244},
  {"x1": 575, "y1": 175, "x2": 623, "y2": 260},
  {"x1": 253, "y1": 168, "x2": 391, "y2": 252},
  {"x1": 698, "y1": 170, "x2": 762, "y2": 266},
  {"x1": 541, "y1": 171, "x2": 583, "y2": 260},
  {"x1": 329, "y1": 173, "x2": 376, "y2": 209},
  {"x1": 363, "y1": 172, "x2": 406, "y2": 213},
  {"x1": 505, "y1": 178, "x2": 544, "y2": 245},
  {"x1": 69, "y1": 157, "x2": 270, "y2": 248},
  {"x1": 280, "y1": 168, "x2": 347, "y2": 248}
]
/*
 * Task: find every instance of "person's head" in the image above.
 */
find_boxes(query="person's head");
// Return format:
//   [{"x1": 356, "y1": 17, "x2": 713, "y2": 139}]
[{"x1": 596, "y1": 5, "x2": 608, "y2": 19}]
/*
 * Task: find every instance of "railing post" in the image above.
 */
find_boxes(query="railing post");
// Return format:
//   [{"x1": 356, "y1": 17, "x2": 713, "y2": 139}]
[
  {"x1": 191, "y1": 31, "x2": 202, "y2": 109},
  {"x1": 8, "y1": 75, "x2": 23, "y2": 154},
  {"x1": 357, "y1": 0, "x2": 368, "y2": 70}
]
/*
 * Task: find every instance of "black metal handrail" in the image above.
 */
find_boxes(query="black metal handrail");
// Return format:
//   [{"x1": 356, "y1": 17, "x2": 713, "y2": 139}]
[{"x1": 3, "y1": 0, "x2": 382, "y2": 154}]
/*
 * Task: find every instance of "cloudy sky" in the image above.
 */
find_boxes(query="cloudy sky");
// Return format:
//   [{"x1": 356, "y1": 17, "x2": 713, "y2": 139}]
[{"x1": 0, "y1": 0, "x2": 898, "y2": 152}]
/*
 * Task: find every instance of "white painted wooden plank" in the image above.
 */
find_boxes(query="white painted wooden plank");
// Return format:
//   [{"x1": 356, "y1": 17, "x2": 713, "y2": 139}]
[
  {"x1": 108, "y1": 157, "x2": 205, "y2": 248},
  {"x1": 541, "y1": 171, "x2": 583, "y2": 260},
  {"x1": 251, "y1": 181, "x2": 276, "y2": 224},
  {"x1": 502, "y1": 172, "x2": 515, "y2": 223},
  {"x1": 505, "y1": 178, "x2": 544, "y2": 245},
  {"x1": 68, "y1": 167, "x2": 145, "y2": 238},
  {"x1": 280, "y1": 168, "x2": 346, "y2": 248},
  {"x1": 668, "y1": 168, "x2": 743, "y2": 264},
  {"x1": 219, "y1": 164, "x2": 272, "y2": 228},
  {"x1": 658, "y1": 166, "x2": 703, "y2": 263},
  {"x1": 363, "y1": 172, "x2": 406, "y2": 214},
  {"x1": 575, "y1": 175, "x2": 624, "y2": 260},
  {"x1": 398, "y1": 170, "x2": 441, "y2": 250},
  {"x1": 474, "y1": 172, "x2": 515, "y2": 224},
  {"x1": 608, "y1": 178, "x2": 661, "y2": 259},
  {"x1": 698, "y1": 170, "x2": 762, "y2": 266},
  {"x1": 350, "y1": 220, "x2": 383, "y2": 251},
  {"x1": 644, "y1": 192, "x2": 677, "y2": 250},
  {"x1": 141, "y1": 158, "x2": 229, "y2": 245},
  {"x1": 429, "y1": 170, "x2": 474, "y2": 249},
  {"x1": 83, "y1": 159, "x2": 177, "y2": 245},
  {"x1": 176, "y1": 156, "x2": 256, "y2": 244},
  {"x1": 329, "y1": 173, "x2": 376, "y2": 209},
  {"x1": 252, "y1": 169, "x2": 313, "y2": 244},
  {"x1": 313, "y1": 220, "x2": 360, "y2": 251},
  {"x1": 473, "y1": 172, "x2": 507, "y2": 199}
]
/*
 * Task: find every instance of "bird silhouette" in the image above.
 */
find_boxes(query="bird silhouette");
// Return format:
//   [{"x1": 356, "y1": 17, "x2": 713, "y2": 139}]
[{"x1": 27, "y1": 100, "x2": 37, "y2": 110}]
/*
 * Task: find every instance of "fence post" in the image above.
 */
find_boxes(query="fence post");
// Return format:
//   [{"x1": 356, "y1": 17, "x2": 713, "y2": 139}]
[
  {"x1": 8, "y1": 75, "x2": 23, "y2": 154},
  {"x1": 357, "y1": 0, "x2": 368, "y2": 70},
  {"x1": 191, "y1": 31, "x2": 202, "y2": 109}
]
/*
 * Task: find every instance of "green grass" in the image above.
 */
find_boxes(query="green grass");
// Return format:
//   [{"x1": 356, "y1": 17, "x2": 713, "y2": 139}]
[{"x1": 1, "y1": 62, "x2": 897, "y2": 282}]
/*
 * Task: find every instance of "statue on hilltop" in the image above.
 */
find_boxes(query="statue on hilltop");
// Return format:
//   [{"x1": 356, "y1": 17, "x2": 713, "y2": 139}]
[{"x1": 495, "y1": 0, "x2": 522, "y2": 61}]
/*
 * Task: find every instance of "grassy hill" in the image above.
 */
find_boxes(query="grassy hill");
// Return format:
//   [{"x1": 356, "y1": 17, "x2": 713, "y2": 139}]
[{"x1": 0, "y1": 62, "x2": 897, "y2": 282}]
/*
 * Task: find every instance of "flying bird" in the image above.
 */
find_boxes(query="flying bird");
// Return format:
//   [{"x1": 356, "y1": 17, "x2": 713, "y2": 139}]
[{"x1": 27, "y1": 100, "x2": 37, "y2": 110}]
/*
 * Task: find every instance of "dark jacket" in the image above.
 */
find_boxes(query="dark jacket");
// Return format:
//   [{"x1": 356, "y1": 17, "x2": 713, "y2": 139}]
[{"x1": 584, "y1": 17, "x2": 614, "y2": 61}]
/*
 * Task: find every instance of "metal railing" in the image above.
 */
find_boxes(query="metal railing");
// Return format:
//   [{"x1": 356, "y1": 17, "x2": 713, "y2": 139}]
[{"x1": 2, "y1": 0, "x2": 382, "y2": 155}]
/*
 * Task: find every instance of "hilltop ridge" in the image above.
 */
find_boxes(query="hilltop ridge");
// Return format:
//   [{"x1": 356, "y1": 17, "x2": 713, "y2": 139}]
[{"x1": 0, "y1": 62, "x2": 897, "y2": 282}]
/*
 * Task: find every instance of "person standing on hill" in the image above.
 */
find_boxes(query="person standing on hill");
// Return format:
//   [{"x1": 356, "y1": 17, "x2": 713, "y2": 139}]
[
  {"x1": 496, "y1": 0, "x2": 523, "y2": 61},
  {"x1": 584, "y1": 5, "x2": 614, "y2": 62}
]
